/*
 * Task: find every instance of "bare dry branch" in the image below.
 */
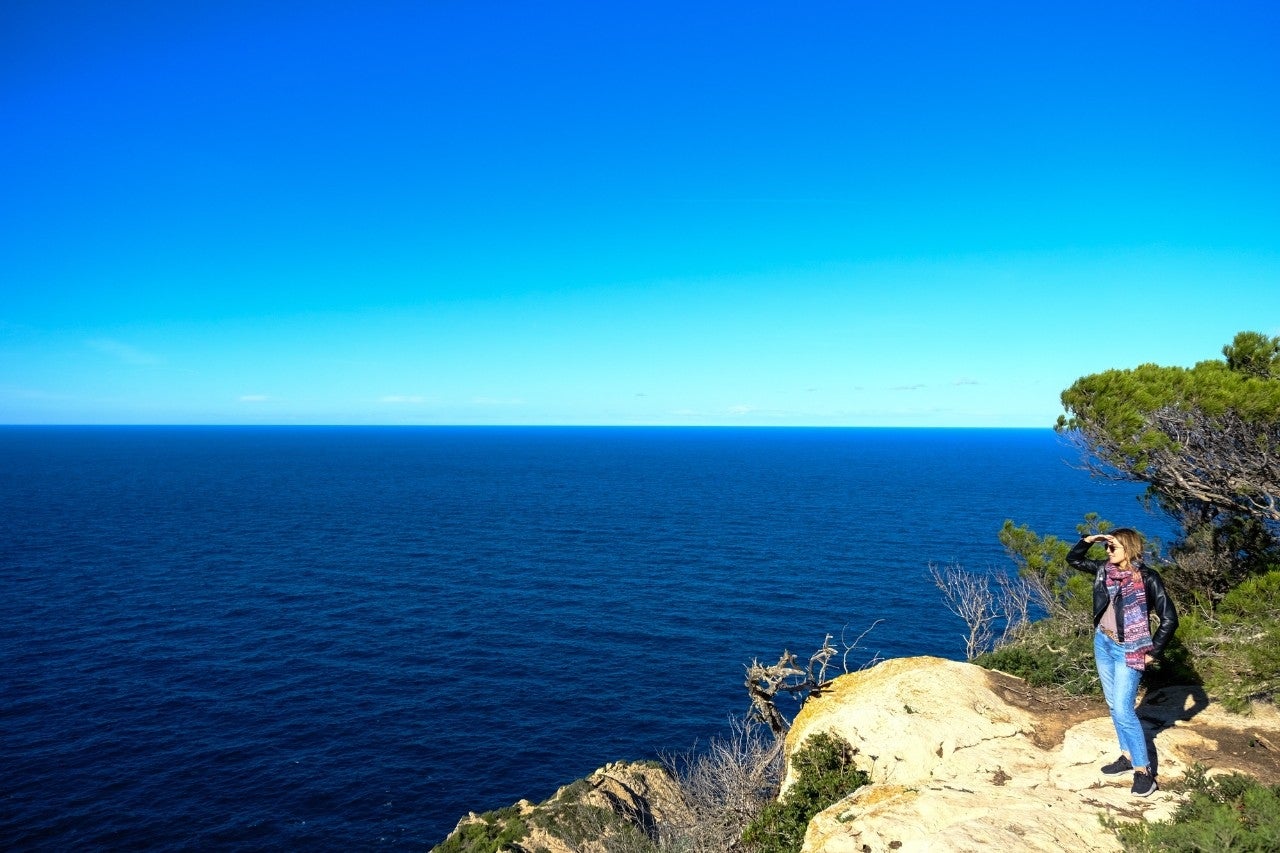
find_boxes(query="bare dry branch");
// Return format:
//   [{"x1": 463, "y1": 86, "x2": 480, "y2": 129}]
[
  {"x1": 659, "y1": 717, "x2": 783, "y2": 853},
  {"x1": 744, "y1": 623, "x2": 882, "y2": 736},
  {"x1": 929, "y1": 562, "x2": 996, "y2": 660}
]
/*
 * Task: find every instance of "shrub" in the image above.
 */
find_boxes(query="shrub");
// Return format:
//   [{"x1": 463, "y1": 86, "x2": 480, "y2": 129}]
[
  {"x1": 530, "y1": 803, "x2": 649, "y2": 849},
  {"x1": 974, "y1": 618, "x2": 1098, "y2": 695},
  {"x1": 1218, "y1": 570, "x2": 1280, "y2": 622},
  {"x1": 1108, "y1": 764, "x2": 1280, "y2": 851},
  {"x1": 433, "y1": 806, "x2": 529, "y2": 852},
  {"x1": 1242, "y1": 624, "x2": 1280, "y2": 703},
  {"x1": 975, "y1": 645, "x2": 1064, "y2": 688},
  {"x1": 1163, "y1": 576, "x2": 1279, "y2": 711},
  {"x1": 661, "y1": 716, "x2": 784, "y2": 853},
  {"x1": 741, "y1": 732, "x2": 869, "y2": 853}
]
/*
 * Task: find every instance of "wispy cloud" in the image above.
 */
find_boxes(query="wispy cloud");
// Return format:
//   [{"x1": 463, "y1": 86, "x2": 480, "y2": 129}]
[
  {"x1": 889, "y1": 384, "x2": 927, "y2": 392},
  {"x1": 379, "y1": 395, "x2": 426, "y2": 404},
  {"x1": 239, "y1": 395, "x2": 271, "y2": 403},
  {"x1": 87, "y1": 338, "x2": 161, "y2": 365},
  {"x1": 953, "y1": 377, "x2": 981, "y2": 386},
  {"x1": 471, "y1": 396, "x2": 524, "y2": 406},
  {"x1": 666, "y1": 405, "x2": 813, "y2": 421},
  {"x1": 1, "y1": 384, "x2": 70, "y2": 401}
]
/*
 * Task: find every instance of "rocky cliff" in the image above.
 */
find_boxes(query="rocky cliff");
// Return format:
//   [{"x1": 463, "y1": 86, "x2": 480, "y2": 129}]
[
  {"x1": 788, "y1": 656, "x2": 1279, "y2": 852},
  {"x1": 436, "y1": 656, "x2": 1279, "y2": 851}
]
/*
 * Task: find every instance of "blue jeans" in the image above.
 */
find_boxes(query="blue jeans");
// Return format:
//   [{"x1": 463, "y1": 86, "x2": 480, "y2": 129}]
[{"x1": 1094, "y1": 629, "x2": 1150, "y2": 770}]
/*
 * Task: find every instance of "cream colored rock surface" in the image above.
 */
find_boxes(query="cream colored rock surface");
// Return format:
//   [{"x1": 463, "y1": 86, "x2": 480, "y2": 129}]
[{"x1": 790, "y1": 656, "x2": 1280, "y2": 853}]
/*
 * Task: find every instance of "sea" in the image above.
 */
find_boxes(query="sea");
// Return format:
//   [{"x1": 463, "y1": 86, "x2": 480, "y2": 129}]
[{"x1": 0, "y1": 426, "x2": 1175, "y2": 849}]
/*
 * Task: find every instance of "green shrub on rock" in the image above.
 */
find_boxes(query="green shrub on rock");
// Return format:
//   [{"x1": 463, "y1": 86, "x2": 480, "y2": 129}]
[
  {"x1": 975, "y1": 618, "x2": 1098, "y2": 695},
  {"x1": 741, "y1": 732, "x2": 868, "y2": 853},
  {"x1": 1219, "y1": 570, "x2": 1280, "y2": 623},
  {"x1": 433, "y1": 806, "x2": 530, "y2": 853},
  {"x1": 1108, "y1": 764, "x2": 1280, "y2": 852}
]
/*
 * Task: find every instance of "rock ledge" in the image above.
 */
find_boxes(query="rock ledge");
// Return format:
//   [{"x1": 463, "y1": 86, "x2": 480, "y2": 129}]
[{"x1": 788, "y1": 656, "x2": 1280, "y2": 853}]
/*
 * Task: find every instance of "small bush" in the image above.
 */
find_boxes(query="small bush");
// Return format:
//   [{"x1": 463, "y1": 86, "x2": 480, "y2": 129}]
[
  {"x1": 1108, "y1": 764, "x2": 1280, "y2": 851},
  {"x1": 975, "y1": 620, "x2": 1098, "y2": 695},
  {"x1": 1172, "y1": 603, "x2": 1216, "y2": 645},
  {"x1": 530, "y1": 802, "x2": 647, "y2": 848},
  {"x1": 661, "y1": 716, "x2": 783, "y2": 853},
  {"x1": 976, "y1": 645, "x2": 1065, "y2": 688},
  {"x1": 1219, "y1": 570, "x2": 1280, "y2": 622},
  {"x1": 741, "y1": 732, "x2": 869, "y2": 853},
  {"x1": 433, "y1": 806, "x2": 529, "y2": 852},
  {"x1": 1169, "y1": 585, "x2": 1279, "y2": 711},
  {"x1": 1246, "y1": 624, "x2": 1280, "y2": 673}
]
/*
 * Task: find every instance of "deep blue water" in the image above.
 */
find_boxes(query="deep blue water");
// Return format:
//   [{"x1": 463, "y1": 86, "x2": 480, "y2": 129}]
[{"x1": 0, "y1": 427, "x2": 1172, "y2": 848}]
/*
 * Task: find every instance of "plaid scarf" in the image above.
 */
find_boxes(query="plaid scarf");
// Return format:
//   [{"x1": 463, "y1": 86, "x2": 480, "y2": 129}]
[{"x1": 1106, "y1": 565, "x2": 1154, "y2": 671}]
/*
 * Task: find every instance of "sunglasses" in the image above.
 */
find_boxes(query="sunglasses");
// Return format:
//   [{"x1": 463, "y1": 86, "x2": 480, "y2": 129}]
[{"x1": 1105, "y1": 544, "x2": 1121, "y2": 552}]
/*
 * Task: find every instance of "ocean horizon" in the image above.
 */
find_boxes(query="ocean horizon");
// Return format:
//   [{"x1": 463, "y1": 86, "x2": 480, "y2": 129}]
[{"x1": 1, "y1": 426, "x2": 1173, "y2": 847}]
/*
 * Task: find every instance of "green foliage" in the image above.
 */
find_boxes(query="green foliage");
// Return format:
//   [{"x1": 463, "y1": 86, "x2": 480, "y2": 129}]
[
  {"x1": 1137, "y1": 593, "x2": 1279, "y2": 714},
  {"x1": 998, "y1": 518, "x2": 1093, "y2": 614},
  {"x1": 433, "y1": 806, "x2": 529, "y2": 852},
  {"x1": 998, "y1": 519, "x2": 1068, "y2": 582},
  {"x1": 1173, "y1": 602, "x2": 1215, "y2": 645},
  {"x1": 555, "y1": 778, "x2": 593, "y2": 801},
  {"x1": 975, "y1": 618, "x2": 1099, "y2": 694},
  {"x1": 1108, "y1": 764, "x2": 1280, "y2": 852},
  {"x1": 975, "y1": 645, "x2": 1066, "y2": 688},
  {"x1": 1170, "y1": 570, "x2": 1280, "y2": 711},
  {"x1": 1245, "y1": 625, "x2": 1280, "y2": 693},
  {"x1": 1219, "y1": 570, "x2": 1280, "y2": 622},
  {"x1": 1223, "y1": 330, "x2": 1280, "y2": 379},
  {"x1": 741, "y1": 732, "x2": 869, "y2": 853},
  {"x1": 1059, "y1": 341, "x2": 1280, "y2": 448},
  {"x1": 1056, "y1": 332, "x2": 1280, "y2": 541},
  {"x1": 530, "y1": 802, "x2": 648, "y2": 849}
]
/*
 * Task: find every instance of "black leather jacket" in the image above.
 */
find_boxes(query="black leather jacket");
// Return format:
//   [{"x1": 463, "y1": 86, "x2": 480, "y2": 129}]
[{"x1": 1067, "y1": 539, "x2": 1179, "y2": 657}]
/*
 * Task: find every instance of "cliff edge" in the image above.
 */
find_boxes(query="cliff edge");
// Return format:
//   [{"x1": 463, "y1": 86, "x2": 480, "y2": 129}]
[
  {"x1": 788, "y1": 656, "x2": 1279, "y2": 852},
  {"x1": 436, "y1": 656, "x2": 1278, "y2": 851}
]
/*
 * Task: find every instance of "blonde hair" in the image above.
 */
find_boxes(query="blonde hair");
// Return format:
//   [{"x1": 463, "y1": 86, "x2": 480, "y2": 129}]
[{"x1": 1110, "y1": 527, "x2": 1145, "y2": 569}]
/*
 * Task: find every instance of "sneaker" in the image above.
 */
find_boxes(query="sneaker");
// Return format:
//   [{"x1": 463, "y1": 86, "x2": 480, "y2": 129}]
[
  {"x1": 1132, "y1": 771, "x2": 1158, "y2": 797},
  {"x1": 1101, "y1": 755, "x2": 1133, "y2": 776}
]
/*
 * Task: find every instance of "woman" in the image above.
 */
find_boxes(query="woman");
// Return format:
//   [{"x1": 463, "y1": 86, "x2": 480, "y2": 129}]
[{"x1": 1067, "y1": 527, "x2": 1178, "y2": 798}]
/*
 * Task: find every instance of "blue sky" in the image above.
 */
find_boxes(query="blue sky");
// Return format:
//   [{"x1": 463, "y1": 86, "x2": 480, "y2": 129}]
[{"x1": 3, "y1": 1, "x2": 1278, "y2": 426}]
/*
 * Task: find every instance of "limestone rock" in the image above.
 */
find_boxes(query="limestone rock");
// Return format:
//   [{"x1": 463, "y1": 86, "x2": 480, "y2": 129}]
[
  {"x1": 789, "y1": 656, "x2": 1280, "y2": 853},
  {"x1": 783, "y1": 656, "x2": 1037, "y2": 793},
  {"x1": 437, "y1": 760, "x2": 689, "y2": 852},
  {"x1": 439, "y1": 656, "x2": 1279, "y2": 852}
]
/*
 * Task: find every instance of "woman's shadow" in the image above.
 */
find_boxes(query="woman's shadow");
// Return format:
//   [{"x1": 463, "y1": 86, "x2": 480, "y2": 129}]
[{"x1": 1134, "y1": 637, "x2": 1208, "y2": 777}]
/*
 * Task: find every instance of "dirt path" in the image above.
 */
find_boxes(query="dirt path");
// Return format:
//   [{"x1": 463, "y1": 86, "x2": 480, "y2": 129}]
[{"x1": 986, "y1": 671, "x2": 1280, "y2": 786}]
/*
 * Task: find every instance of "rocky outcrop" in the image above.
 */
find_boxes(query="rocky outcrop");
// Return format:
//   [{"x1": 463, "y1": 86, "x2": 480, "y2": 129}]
[
  {"x1": 787, "y1": 656, "x2": 1280, "y2": 853},
  {"x1": 437, "y1": 656, "x2": 1279, "y2": 852},
  {"x1": 438, "y1": 761, "x2": 688, "y2": 852}
]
